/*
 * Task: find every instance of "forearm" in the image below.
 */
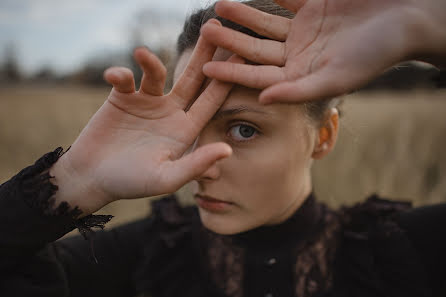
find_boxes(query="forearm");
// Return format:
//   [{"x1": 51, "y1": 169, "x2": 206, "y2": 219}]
[{"x1": 0, "y1": 149, "x2": 146, "y2": 296}]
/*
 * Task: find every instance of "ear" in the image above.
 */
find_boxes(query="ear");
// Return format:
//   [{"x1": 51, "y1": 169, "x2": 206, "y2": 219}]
[{"x1": 312, "y1": 108, "x2": 339, "y2": 160}]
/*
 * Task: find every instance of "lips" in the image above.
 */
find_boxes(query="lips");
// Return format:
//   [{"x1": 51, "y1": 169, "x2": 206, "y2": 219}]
[{"x1": 194, "y1": 194, "x2": 233, "y2": 212}]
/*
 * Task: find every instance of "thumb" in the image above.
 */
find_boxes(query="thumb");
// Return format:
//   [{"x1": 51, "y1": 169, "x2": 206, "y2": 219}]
[{"x1": 160, "y1": 142, "x2": 232, "y2": 191}]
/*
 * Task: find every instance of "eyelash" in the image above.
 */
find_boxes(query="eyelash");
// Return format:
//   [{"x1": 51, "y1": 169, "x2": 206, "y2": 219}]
[{"x1": 226, "y1": 122, "x2": 260, "y2": 143}]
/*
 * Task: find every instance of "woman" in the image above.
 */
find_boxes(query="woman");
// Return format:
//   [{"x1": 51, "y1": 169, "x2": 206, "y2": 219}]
[{"x1": 1, "y1": 1, "x2": 445, "y2": 297}]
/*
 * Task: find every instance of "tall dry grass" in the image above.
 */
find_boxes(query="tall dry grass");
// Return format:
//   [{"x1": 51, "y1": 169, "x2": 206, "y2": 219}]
[
  {"x1": 313, "y1": 90, "x2": 446, "y2": 207},
  {"x1": 1, "y1": 85, "x2": 445, "y2": 228}
]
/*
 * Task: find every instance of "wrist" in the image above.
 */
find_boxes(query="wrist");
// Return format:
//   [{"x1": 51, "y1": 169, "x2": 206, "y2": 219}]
[{"x1": 49, "y1": 152, "x2": 109, "y2": 217}]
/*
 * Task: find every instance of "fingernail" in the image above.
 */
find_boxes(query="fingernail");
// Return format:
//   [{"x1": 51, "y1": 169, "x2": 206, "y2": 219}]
[
  {"x1": 207, "y1": 18, "x2": 221, "y2": 26},
  {"x1": 223, "y1": 144, "x2": 233, "y2": 155},
  {"x1": 202, "y1": 63, "x2": 211, "y2": 74},
  {"x1": 259, "y1": 96, "x2": 271, "y2": 105},
  {"x1": 203, "y1": 20, "x2": 221, "y2": 29}
]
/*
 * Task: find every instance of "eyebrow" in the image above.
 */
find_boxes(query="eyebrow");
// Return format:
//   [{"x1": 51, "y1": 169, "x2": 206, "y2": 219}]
[{"x1": 211, "y1": 105, "x2": 272, "y2": 121}]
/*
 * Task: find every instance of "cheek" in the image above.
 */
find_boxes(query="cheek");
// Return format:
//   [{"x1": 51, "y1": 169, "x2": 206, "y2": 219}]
[
  {"x1": 224, "y1": 131, "x2": 312, "y2": 205},
  {"x1": 196, "y1": 122, "x2": 315, "y2": 233}
]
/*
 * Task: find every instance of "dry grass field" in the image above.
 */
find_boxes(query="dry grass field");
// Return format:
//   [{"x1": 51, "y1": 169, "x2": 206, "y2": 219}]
[{"x1": 1, "y1": 85, "x2": 445, "y2": 230}]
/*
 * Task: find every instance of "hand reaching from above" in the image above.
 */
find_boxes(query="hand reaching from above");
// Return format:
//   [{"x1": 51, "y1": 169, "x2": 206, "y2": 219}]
[
  {"x1": 201, "y1": 0, "x2": 446, "y2": 103},
  {"x1": 51, "y1": 24, "x2": 242, "y2": 215}
]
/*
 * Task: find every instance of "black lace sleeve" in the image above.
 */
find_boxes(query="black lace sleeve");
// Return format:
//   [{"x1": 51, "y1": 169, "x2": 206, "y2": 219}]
[
  {"x1": 0, "y1": 148, "x2": 151, "y2": 297},
  {"x1": 16, "y1": 147, "x2": 113, "y2": 229},
  {"x1": 0, "y1": 148, "x2": 113, "y2": 262}
]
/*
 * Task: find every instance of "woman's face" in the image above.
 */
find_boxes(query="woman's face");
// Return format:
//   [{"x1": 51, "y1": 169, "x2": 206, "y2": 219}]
[{"x1": 174, "y1": 49, "x2": 321, "y2": 235}]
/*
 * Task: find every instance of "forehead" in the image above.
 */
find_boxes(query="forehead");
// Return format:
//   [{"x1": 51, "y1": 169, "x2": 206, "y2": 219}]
[
  {"x1": 174, "y1": 48, "x2": 305, "y2": 120},
  {"x1": 221, "y1": 86, "x2": 307, "y2": 126},
  {"x1": 222, "y1": 85, "x2": 261, "y2": 109}
]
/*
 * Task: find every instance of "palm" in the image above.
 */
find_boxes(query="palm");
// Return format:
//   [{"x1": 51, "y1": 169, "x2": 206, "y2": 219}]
[
  {"x1": 74, "y1": 92, "x2": 199, "y2": 200},
  {"x1": 59, "y1": 34, "x2": 239, "y2": 211},
  {"x1": 202, "y1": 0, "x2": 416, "y2": 102},
  {"x1": 280, "y1": 0, "x2": 409, "y2": 95}
]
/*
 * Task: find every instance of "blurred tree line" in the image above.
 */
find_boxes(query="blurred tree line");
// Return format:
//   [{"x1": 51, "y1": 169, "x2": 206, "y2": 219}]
[
  {"x1": 0, "y1": 7, "x2": 180, "y2": 88},
  {"x1": 0, "y1": 4, "x2": 444, "y2": 90},
  {"x1": 0, "y1": 43, "x2": 22, "y2": 83},
  {"x1": 0, "y1": 42, "x2": 175, "y2": 87},
  {"x1": 2, "y1": 42, "x2": 443, "y2": 90}
]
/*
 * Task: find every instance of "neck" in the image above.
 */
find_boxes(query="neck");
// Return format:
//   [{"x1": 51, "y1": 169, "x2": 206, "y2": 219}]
[
  {"x1": 232, "y1": 191, "x2": 321, "y2": 248},
  {"x1": 266, "y1": 173, "x2": 313, "y2": 226}
]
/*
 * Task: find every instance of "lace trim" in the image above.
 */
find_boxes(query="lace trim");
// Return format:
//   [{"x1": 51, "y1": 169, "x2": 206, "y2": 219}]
[
  {"x1": 294, "y1": 208, "x2": 341, "y2": 297},
  {"x1": 135, "y1": 195, "x2": 429, "y2": 297},
  {"x1": 202, "y1": 203, "x2": 340, "y2": 297},
  {"x1": 16, "y1": 147, "x2": 113, "y2": 262},
  {"x1": 206, "y1": 232, "x2": 244, "y2": 297}
]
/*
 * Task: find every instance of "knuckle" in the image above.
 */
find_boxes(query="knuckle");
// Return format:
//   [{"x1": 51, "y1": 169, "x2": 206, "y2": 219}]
[
  {"x1": 229, "y1": 31, "x2": 237, "y2": 51},
  {"x1": 229, "y1": 63, "x2": 239, "y2": 81},
  {"x1": 252, "y1": 39, "x2": 262, "y2": 62},
  {"x1": 204, "y1": 86, "x2": 225, "y2": 105},
  {"x1": 262, "y1": 13, "x2": 273, "y2": 36},
  {"x1": 251, "y1": 67, "x2": 262, "y2": 88}
]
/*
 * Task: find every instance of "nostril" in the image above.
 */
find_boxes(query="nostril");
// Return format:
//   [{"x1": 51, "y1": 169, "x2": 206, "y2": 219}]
[
  {"x1": 197, "y1": 176, "x2": 214, "y2": 182},
  {"x1": 198, "y1": 165, "x2": 220, "y2": 181}
]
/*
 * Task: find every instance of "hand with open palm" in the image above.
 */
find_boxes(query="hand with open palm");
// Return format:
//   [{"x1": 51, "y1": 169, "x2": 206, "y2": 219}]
[
  {"x1": 201, "y1": 0, "x2": 446, "y2": 103},
  {"x1": 51, "y1": 23, "x2": 241, "y2": 215}
]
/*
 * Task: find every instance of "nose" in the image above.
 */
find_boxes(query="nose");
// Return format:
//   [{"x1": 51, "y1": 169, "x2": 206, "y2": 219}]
[
  {"x1": 196, "y1": 161, "x2": 220, "y2": 181},
  {"x1": 192, "y1": 135, "x2": 222, "y2": 182}
]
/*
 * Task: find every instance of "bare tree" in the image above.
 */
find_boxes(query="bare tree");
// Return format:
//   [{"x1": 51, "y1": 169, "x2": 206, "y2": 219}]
[
  {"x1": 1, "y1": 43, "x2": 21, "y2": 82},
  {"x1": 128, "y1": 8, "x2": 184, "y2": 89}
]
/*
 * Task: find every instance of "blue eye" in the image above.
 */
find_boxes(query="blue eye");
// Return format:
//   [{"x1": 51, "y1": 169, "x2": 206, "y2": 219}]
[{"x1": 228, "y1": 124, "x2": 258, "y2": 141}]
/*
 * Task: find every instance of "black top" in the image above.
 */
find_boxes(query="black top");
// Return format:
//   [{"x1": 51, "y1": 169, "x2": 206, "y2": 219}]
[{"x1": 1, "y1": 148, "x2": 446, "y2": 297}]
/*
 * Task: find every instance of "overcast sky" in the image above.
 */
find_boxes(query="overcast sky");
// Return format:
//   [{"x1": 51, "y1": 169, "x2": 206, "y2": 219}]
[{"x1": 0, "y1": 0, "x2": 218, "y2": 75}]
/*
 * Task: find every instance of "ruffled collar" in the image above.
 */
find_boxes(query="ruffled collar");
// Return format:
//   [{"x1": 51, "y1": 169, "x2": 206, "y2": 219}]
[
  {"x1": 231, "y1": 192, "x2": 322, "y2": 248},
  {"x1": 139, "y1": 193, "x2": 432, "y2": 297}
]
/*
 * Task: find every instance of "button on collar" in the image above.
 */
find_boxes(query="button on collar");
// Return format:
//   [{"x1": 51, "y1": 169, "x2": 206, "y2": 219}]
[{"x1": 266, "y1": 258, "x2": 277, "y2": 266}]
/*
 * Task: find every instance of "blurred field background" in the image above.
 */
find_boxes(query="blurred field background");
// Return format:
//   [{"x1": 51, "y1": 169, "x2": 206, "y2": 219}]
[{"x1": 1, "y1": 84, "x2": 445, "y2": 229}]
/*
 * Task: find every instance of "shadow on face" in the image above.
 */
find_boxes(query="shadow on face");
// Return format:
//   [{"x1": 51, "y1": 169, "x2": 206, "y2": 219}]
[{"x1": 173, "y1": 48, "x2": 332, "y2": 234}]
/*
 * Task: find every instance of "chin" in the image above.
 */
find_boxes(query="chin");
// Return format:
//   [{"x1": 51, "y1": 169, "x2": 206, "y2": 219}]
[{"x1": 198, "y1": 208, "x2": 258, "y2": 235}]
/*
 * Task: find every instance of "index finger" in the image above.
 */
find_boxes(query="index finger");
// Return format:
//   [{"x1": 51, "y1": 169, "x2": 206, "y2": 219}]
[
  {"x1": 187, "y1": 55, "x2": 245, "y2": 130},
  {"x1": 170, "y1": 20, "x2": 220, "y2": 108}
]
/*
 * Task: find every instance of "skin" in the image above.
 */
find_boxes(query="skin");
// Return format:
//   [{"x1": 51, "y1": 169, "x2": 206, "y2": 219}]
[
  {"x1": 46, "y1": 0, "x2": 446, "y2": 225},
  {"x1": 175, "y1": 48, "x2": 339, "y2": 234},
  {"x1": 201, "y1": 0, "x2": 446, "y2": 103},
  {"x1": 47, "y1": 13, "x2": 344, "y2": 233},
  {"x1": 49, "y1": 21, "x2": 245, "y2": 216}
]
